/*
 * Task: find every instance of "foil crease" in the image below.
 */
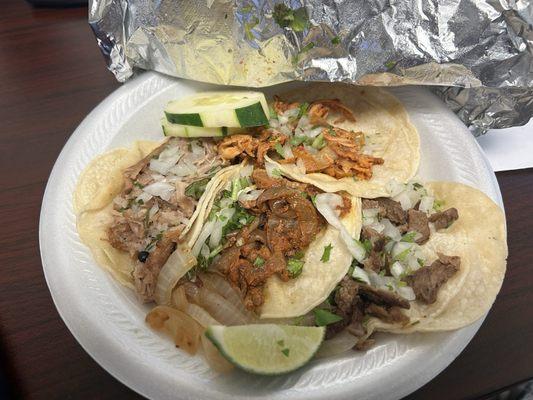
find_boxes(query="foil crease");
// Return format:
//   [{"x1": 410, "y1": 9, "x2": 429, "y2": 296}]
[{"x1": 89, "y1": 0, "x2": 533, "y2": 133}]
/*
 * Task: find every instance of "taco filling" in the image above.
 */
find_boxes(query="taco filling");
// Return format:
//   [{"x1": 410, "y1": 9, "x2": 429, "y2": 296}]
[
  {"x1": 218, "y1": 97, "x2": 384, "y2": 181},
  {"x1": 187, "y1": 166, "x2": 352, "y2": 311},
  {"x1": 319, "y1": 181, "x2": 461, "y2": 345},
  {"x1": 106, "y1": 137, "x2": 227, "y2": 301}
]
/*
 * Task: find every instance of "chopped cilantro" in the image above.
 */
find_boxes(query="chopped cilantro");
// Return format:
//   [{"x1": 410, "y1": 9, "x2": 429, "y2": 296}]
[
  {"x1": 293, "y1": 250, "x2": 305, "y2": 259},
  {"x1": 281, "y1": 348, "x2": 290, "y2": 357},
  {"x1": 133, "y1": 181, "x2": 144, "y2": 189},
  {"x1": 275, "y1": 142, "x2": 285, "y2": 158},
  {"x1": 433, "y1": 199, "x2": 445, "y2": 211},
  {"x1": 273, "y1": 4, "x2": 309, "y2": 32},
  {"x1": 277, "y1": 340, "x2": 285, "y2": 347},
  {"x1": 313, "y1": 309, "x2": 343, "y2": 326},
  {"x1": 310, "y1": 194, "x2": 317, "y2": 206},
  {"x1": 254, "y1": 256, "x2": 265, "y2": 267},
  {"x1": 379, "y1": 269, "x2": 386, "y2": 277},
  {"x1": 331, "y1": 36, "x2": 341, "y2": 45},
  {"x1": 401, "y1": 231, "x2": 417, "y2": 243},
  {"x1": 347, "y1": 265, "x2": 355, "y2": 276},
  {"x1": 136, "y1": 199, "x2": 144, "y2": 205},
  {"x1": 397, "y1": 280, "x2": 407, "y2": 287},
  {"x1": 393, "y1": 247, "x2": 411, "y2": 262},
  {"x1": 417, "y1": 258, "x2": 425, "y2": 267},
  {"x1": 185, "y1": 177, "x2": 211, "y2": 200},
  {"x1": 321, "y1": 243, "x2": 333, "y2": 262},
  {"x1": 362, "y1": 239, "x2": 372, "y2": 253},
  {"x1": 297, "y1": 102, "x2": 309, "y2": 118},
  {"x1": 311, "y1": 133, "x2": 326, "y2": 149},
  {"x1": 386, "y1": 283, "x2": 394, "y2": 291},
  {"x1": 289, "y1": 135, "x2": 312, "y2": 146},
  {"x1": 287, "y1": 257, "x2": 305, "y2": 278},
  {"x1": 222, "y1": 205, "x2": 255, "y2": 236}
]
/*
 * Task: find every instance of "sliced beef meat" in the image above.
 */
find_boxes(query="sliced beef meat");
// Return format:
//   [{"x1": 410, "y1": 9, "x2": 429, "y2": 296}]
[
  {"x1": 361, "y1": 226, "x2": 386, "y2": 249},
  {"x1": 407, "y1": 209, "x2": 430, "y2": 244},
  {"x1": 362, "y1": 198, "x2": 407, "y2": 225},
  {"x1": 429, "y1": 208, "x2": 459, "y2": 230},
  {"x1": 365, "y1": 304, "x2": 409, "y2": 325},
  {"x1": 363, "y1": 251, "x2": 385, "y2": 272},
  {"x1": 326, "y1": 277, "x2": 361, "y2": 338},
  {"x1": 406, "y1": 253, "x2": 460, "y2": 304},
  {"x1": 133, "y1": 236, "x2": 177, "y2": 302},
  {"x1": 361, "y1": 226, "x2": 387, "y2": 272},
  {"x1": 359, "y1": 284, "x2": 410, "y2": 309}
]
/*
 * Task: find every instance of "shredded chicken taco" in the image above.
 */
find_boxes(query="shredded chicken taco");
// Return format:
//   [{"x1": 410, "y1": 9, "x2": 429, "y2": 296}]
[{"x1": 217, "y1": 83, "x2": 420, "y2": 198}]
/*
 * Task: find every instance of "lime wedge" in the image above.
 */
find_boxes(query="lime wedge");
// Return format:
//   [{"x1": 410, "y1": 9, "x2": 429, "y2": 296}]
[{"x1": 205, "y1": 324, "x2": 325, "y2": 375}]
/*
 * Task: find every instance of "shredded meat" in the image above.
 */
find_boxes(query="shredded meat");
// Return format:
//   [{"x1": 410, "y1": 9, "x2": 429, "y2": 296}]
[
  {"x1": 214, "y1": 182, "x2": 324, "y2": 311},
  {"x1": 406, "y1": 253, "x2": 460, "y2": 304},
  {"x1": 429, "y1": 208, "x2": 459, "y2": 230},
  {"x1": 308, "y1": 99, "x2": 356, "y2": 125},
  {"x1": 292, "y1": 146, "x2": 335, "y2": 173},
  {"x1": 407, "y1": 209, "x2": 430, "y2": 244},
  {"x1": 133, "y1": 233, "x2": 178, "y2": 302},
  {"x1": 362, "y1": 198, "x2": 407, "y2": 225},
  {"x1": 218, "y1": 134, "x2": 258, "y2": 160}
]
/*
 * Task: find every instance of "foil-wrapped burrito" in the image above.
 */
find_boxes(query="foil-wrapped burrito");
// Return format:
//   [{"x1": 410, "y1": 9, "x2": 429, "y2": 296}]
[{"x1": 89, "y1": 0, "x2": 533, "y2": 134}]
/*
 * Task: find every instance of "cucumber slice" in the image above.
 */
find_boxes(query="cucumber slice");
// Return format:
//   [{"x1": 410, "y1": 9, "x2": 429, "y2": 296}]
[
  {"x1": 205, "y1": 324, "x2": 325, "y2": 375},
  {"x1": 165, "y1": 91, "x2": 269, "y2": 128},
  {"x1": 161, "y1": 119, "x2": 241, "y2": 137}
]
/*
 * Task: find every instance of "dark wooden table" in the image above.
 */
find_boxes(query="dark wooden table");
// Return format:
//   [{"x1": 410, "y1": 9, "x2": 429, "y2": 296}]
[{"x1": 1, "y1": 1, "x2": 532, "y2": 399}]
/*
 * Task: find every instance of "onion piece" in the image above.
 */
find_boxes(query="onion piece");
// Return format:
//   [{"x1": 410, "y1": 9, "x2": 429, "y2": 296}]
[
  {"x1": 382, "y1": 219, "x2": 401, "y2": 241},
  {"x1": 398, "y1": 285, "x2": 416, "y2": 301},
  {"x1": 186, "y1": 303, "x2": 220, "y2": 327},
  {"x1": 315, "y1": 330, "x2": 358, "y2": 358},
  {"x1": 315, "y1": 193, "x2": 366, "y2": 262},
  {"x1": 192, "y1": 219, "x2": 216, "y2": 256},
  {"x1": 352, "y1": 266, "x2": 370, "y2": 284},
  {"x1": 170, "y1": 285, "x2": 188, "y2": 311},
  {"x1": 149, "y1": 145, "x2": 182, "y2": 175},
  {"x1": 419, "y1": 196, "x2": 434, "y2": 214},
  {"x1": 185, "y1": 284, "x2": 251, "y2": 326},
  {"x1": 143, "y1": 181, "x2": 175, "y2": 202},
  {"x1": 200, "y1": 273, "x2": 258, "y2": 322},
  {"x1": 154, "y1": 246, "x2": 197, "y2": 305}
]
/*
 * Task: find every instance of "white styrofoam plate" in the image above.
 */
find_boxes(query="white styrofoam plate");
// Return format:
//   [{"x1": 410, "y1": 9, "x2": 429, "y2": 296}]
[{"x1": 40, "y1": 72, "x2": 503, "y2": 400}]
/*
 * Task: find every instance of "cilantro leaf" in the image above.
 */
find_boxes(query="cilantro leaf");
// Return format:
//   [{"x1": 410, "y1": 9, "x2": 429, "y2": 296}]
[
  {"x1": 313, "y1": 309, "x2": 343, "y2": 326},
  {"x1": 331, "y1": 36, "x2": 341, "y2": 45},
  {"x1": 275, "y1": 142, "x2": 285, "y2": 158},
  {"x1": 320, "y1": 243, "x2": 333, "y2": 262},
  {"x1": 273, "y1": 4, "x2": 309, "y2": 32},
  {"x1": 281, "y1": 348, "x2": 290, "y2": 357},
  {"x1": 287, "y1": 257, "x2": 305, "y2": 278},
  {"x1": 401, "y1": 231, "x2": 417, "y2": 243},
  {"x1": 254, "y1": 256, "x2": 265, "y2": 267},
  {"x1": 185, "y1": 177, "x2": 211, "y2": 200}
]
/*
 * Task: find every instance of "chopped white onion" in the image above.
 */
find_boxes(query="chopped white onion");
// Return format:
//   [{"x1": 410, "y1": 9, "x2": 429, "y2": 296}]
[
  {"x1": 281, "y1": 143, "x2": 294, "y2": 159},
  {"x1": 352, "y1": 266, "x2": 370, "y2": 284},
  {"x1": 149, "y1": 145, "x2": 183, "y2": 175},
  {"x1": 397, "y1": 286, "x2": 416, "y2": 301},
  {"x1": 390, "y1": 261, "x2": 405, "y2": 279},
  {"x1": 143, "y1": 181, "x2": 175, "y2": 202},
  {"x1": 208, "y1": 222, "x2": 223, "y2": 249},
  {"x1": 391, "y1": 241, "x2": 413, "y2": 259},
  {"x1": 393, "y1": 191, "x2": 413, "y2": 210},
  {"x1": 382, "y1": 219, "x2": 401, "y2": 241},
  {"x1": 169, "y1": 160, "x2": 196, "y2": 177},
  {"x1": 154, "y1": 246, "x2": 197, "y2": 305},
  {"x1": 238, "y1": 189, "x2": 263, "y2": 203},
  {"x1": 136, "y1": 191, "x2": 153, "y2": 204},
  {"x1": 265, "y1": 159, "x2": 281, "y2": 178},
  {"x1": 305, "y1": 126, "x2": 323, "y2": 138},
  {"x1": 297, "y1": 115, "x2": 311, "y2": 130},
  {"x1": 303, "y1": 144, "x2": 318, "y2": 154},
  {"x1": 190, "y1": 140, "x2": 205, "y2": 156},
  {"x1": 362, "y1": 208, "x2": 379, "y2": 219},
  {"x1": 367, "y1": 221, "x2": 385, "y2": 232},
  {"x1": 282, "y1": 108, "x2": 300, "y2": 119},
  {"x1": 386, "y1": 180, "x2": 405, "y2": 197},
  {"x1": 269, "y1": 118, "x2": 280, "y2": 128},
  {"x1": 278, "y1": 114, "x2": 289, "y2": 125},
  {"x1": 239, "y1": 164, "x2": 253, "y2": 177},
  {"x1": 314, "y1": 193, "x2": 366, "y2": 262},
  {"x1": 192, "y1": 219, "x2": 215, "y2": 256},
  {"x1": 419, "y1": 196, "x2": 434, "y2": 214}
]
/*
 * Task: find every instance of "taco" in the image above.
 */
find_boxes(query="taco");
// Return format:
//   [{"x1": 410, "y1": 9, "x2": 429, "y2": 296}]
[
  {"x1": 173, "y1": 163, "x2": 362, "y2": 319},
  {"x1": 74, "y1": 137, "x2": 233, "y2": 302},
  {"x1": 314, "y1": 180, "x2": 507, "y2": 350},
  {"x1": 216, "y1": 83, "x2": 420, "y2": 198}
]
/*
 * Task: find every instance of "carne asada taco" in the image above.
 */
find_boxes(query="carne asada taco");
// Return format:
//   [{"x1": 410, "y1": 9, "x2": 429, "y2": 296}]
[
  {"x1": 215, "y1": 83, "x2": 419, "y2": 198},
  {"x1": 74, "y1": 137, "x2": 232, "y2": 301},
  {"x1": 315, "y1": 180, "x2": 506, "y2": 351},
  {"x1": 173, "y1": 163, "x2": 362, "y2": 319}
]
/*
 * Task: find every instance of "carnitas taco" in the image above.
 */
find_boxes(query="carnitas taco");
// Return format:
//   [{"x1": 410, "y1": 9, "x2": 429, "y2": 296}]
[
  {"x1": 74, "y1": 137, "x2": 234, "y2": 302},
  {"x1": 216, "y1": 83, "x2": 420, "y2": 198}
]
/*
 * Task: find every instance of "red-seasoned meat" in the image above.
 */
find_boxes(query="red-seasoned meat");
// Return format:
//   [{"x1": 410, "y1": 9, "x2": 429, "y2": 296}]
[
  {"x1": 429, "y1": 208, "x2": 459, "y2": 230},
  {"x1": 407, "y1": 209, "x2": 430, "y2": 244},
  {"x1": 406, "y1": 253, "x2": 460, "y2": 304}
]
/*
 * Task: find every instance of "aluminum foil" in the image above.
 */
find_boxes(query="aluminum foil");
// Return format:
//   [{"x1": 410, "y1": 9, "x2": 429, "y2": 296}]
[{"x1": 89, "y1": 0, "x2": 533, "y2": 133}]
